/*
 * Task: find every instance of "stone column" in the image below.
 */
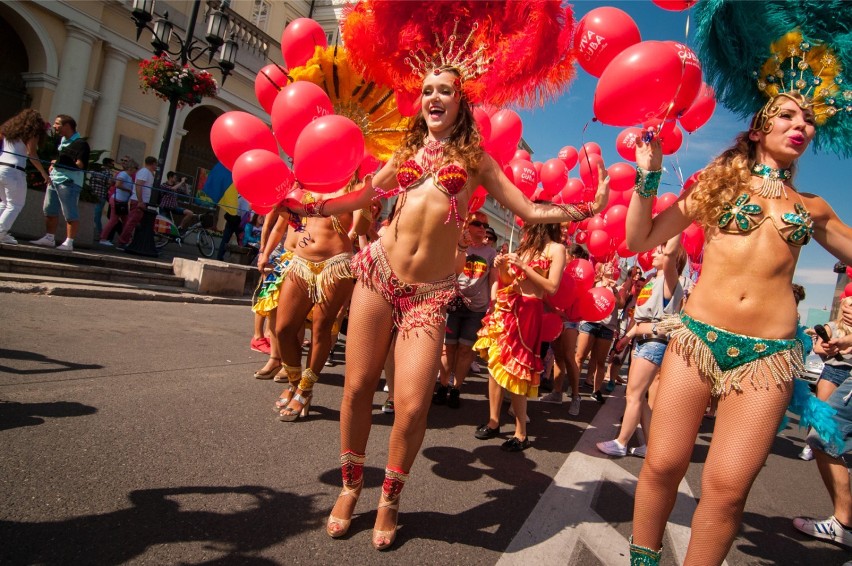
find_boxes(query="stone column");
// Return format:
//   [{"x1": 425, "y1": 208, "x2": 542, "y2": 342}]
[
  {"x1": 49, "y1": 23, "x2": 97, "y2": 121},
  {"x1": 88, "y1": 46, "x2": 131, "y2": 157}
]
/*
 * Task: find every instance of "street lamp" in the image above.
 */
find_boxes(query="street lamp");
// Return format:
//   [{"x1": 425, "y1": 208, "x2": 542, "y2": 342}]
[{"x1": 126, "y1": 0, "x2": 238, "y2": 257}]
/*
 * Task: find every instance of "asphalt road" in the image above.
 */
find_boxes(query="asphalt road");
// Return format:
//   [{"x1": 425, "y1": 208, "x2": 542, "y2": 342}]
[{"x1": 0, "y1": 295, "x2": 848, "y2": 565}]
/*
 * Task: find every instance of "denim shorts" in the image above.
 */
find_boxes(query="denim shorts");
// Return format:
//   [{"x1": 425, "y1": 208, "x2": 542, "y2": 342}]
[
  {"x1": 819, "y1": 364, "x2": 852, "y2": 387},
  {"x1": 445, "y1": 305, "x2": 486, "y2": 346},
  {"x1": 43, "y1": 181, "x2": 81, "y2": 221},
  {"x1": 807, "y1": 374, "x2": 852, "y2": 457},
  {"x1": 579, "y1": 322, "x2": 615, "y2": 341},
  {"x1": 633, "y1": 340, "x2": 668, "y2": 367},
  {"x1": 563, "y1": 321, "x2": 579, "y2": 331}
]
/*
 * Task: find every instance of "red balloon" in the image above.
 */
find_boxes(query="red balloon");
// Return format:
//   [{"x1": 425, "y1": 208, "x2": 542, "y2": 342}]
[
  {"x1": 514, "y1": 215, "x2": 524, "y2": 228},
  {"x1": 255, "y1": 64, "x2": 289, "y2": 115},
  {"x1": 357, "y1": 153, "x2": 381, "y2": 178},
  {"x1": 468, "y1": 192, "x2": 486, "y2": 213},
  {"x1": 489, "y1": 109, "x2": 523, "y2": 164},
  {"x1": 578, "y1": 287, "x2": 616, "y2": 322},
  {"x1": 211, "y1": 112, "x2": 278, "y2": 171},
  {"x1": 271, "y1": 81, "x2": 334, "y2": 157},
  {"x1": 573, "y1": 7, "x2": 641, "y2": 77},
  {"x1": 233, "y1": 149, "x2": 295, "y2": 207},
  {"x1": 541, "y1": 312, "x2": 564, "y2": 342},
  {"x1": 615, "y1": 127, "x2": 642, "y2": 161},
  {"x1": 560, "y1": 178, "x2": 585, "y2": 203},
  {"x1": 540, "y1": 159, "x2": 568, "y2": 198},
  {"x1": 653, "y1": 192, "x2": 679, "y2": 215},
  {"x1": 844, "y1": 282, "x2": 852, "y2": 297},
  {"x1": 251, "y1": 203, "x2": 274, "y2": 216},
  {"x1": 607, "y1": 162, "x2": 636, "y2": 192},
  {"x1": 534, "y1": 161, "x2": 544, "y2": 179},
  {"x1": 558, "y1": 146, "x2": 579, "y2": 170},
  {"x1": 587, "y1": 229, "x2": 614, "y2": 259},
  {"x1": 293, "y1": 115, "x2": 365, "y2": 193},
  {"x1": 394, "y1": 88, "x2": 420, "y2": 118},
  {"x1": 652, "y1": 0, "x2": 698, "y2": 11},
  {"x1": 575, "y1": 230, "x2": 588, "y2": 245},
  {"x1": 594, "y1": 41, "x2": 685, "y2": 126},
  {"x1": 513, "y1": 149, "x2": 531, "y2": 161},
  {"x1": 683, "y1": 170, "x2": 701, "y2": 194},
  {"x1": 608, "y1": 187, "x2": 633, "y2": 208},
  {"x1": 616, "y1": 239, "x2": 637, "y2": 258},
  {"x1": 473, "y1": 107, "x2": 492, "y2": 144},
  {"x1": 579, "y1": 153, "x2": 604, "y2": 188},
  {"x1": 604, "y1": 204, "x2": 628, "y2": 240},
  {"x1": 587, "y1": 214, "x2": 607, "y2": 232},
  {"x1": 660, "y1": 42, "x2": 702, "y2": 119},
  {"x1": 567, "y1": 258, "x2": 595, "y2": 293},
  {"x1": 637, "y1": 251, "x2": 654, "y2": 272},
  {"x1": 582, "y1": 142, "x2": 602, "y2": 156},
  {"x1": 280, "y1": 18, "x2": 328, "y2": 68},
  {"x1": 660, "y1": 123, "x2": 684, "y2": 155},
  {"x1": 679, "y1": 83, "x2": 716, "y2": 132},
  {"x1": 846, "y1": 266, "x2": 852, "y2": 279},
  {"x1": 681, "y1": 222, "x2": 705, "y2": 258},
  {"x1": 510, "y1": 159, "x2": 538, "y2": 197},
  {"x1": 550, "y1": 269, "x2": 577, "y2": 310}
]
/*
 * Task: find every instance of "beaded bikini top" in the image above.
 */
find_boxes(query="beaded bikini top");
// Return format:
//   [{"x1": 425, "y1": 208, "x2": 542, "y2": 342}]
[
  {"x1": 717, "y1": 192, "x2": 813, "y2": 247},
  {"x1": 376, "y1": 139, "x2": 469, "y2": 226}
]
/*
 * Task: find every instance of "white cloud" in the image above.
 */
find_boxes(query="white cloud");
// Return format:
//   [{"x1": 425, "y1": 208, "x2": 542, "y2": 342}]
[{"x1": 793, "y1": 267, "x2": 840, "y2": 286}]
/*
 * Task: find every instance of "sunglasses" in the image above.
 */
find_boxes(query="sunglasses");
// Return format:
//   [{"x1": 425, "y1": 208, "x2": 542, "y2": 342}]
[{"x1": 469, "y1": 220, "x2": 489, "y2": 228}]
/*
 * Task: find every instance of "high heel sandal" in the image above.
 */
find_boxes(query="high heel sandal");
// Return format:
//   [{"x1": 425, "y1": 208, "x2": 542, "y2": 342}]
[
  {"x1": 372, "y1": 467, "x2": 408, "y2": 551},
  {"x1": 326, "y1": 451, "x2": 366, "y2": 538},
  {"x1": 253, "y1": 357, "x2": 282, "y2": 379},
  {"x1": 273, "y1": 382, "x2": 297, "y2": 412},
  {"x1": 278, "y1": 368, "x2": 318, "y2": 422}
]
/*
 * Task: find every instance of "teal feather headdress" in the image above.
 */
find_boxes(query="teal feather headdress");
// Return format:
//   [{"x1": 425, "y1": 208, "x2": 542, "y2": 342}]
[{"x1": 694, "y1": 0, "x2": 852, "y2": 156}]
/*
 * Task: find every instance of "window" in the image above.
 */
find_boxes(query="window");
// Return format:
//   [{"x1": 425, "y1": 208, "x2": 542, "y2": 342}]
[{"x1": 251, "y1": 0, "x2": 271, "y2": 32}]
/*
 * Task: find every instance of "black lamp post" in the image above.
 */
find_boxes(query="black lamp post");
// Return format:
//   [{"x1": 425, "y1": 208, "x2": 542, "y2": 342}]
[{"x1": 127, "y1": 0, "x2": 238, "y2": 257}]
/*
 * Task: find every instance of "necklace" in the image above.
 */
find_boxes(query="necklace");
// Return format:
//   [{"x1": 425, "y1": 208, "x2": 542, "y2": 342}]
[
  {"x1": 421, "y1": 138, "x2": 447, "y2": 173},
  {"x1": 751, "y1": 163, "x2": 792, "y2": 199}
]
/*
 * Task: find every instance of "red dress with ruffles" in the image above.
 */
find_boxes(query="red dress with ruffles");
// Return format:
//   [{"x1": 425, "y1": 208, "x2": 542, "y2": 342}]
[{"x1": 474, "y1": 256, "x2": 552, "y2": 398}]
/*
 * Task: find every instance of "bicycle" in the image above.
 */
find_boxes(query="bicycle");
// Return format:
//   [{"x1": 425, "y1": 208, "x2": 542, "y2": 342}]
[{"x1": 153, "y1": 208, "x2": 216, "y2": 257}]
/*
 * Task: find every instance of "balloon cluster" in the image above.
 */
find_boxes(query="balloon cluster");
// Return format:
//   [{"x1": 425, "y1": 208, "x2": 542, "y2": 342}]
[{"x1": 210, "y1": 19, "x2": 372, "y2": 213}]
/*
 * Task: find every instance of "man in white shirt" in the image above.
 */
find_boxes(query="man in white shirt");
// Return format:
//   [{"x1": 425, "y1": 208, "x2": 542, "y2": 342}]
[{"x1": 117, "y1": 156, "x2": 156, "y2": 247}]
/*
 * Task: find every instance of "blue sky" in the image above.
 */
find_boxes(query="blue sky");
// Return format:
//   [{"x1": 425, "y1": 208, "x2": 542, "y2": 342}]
[{"x1": 516, "y1": 0, "x2": 849, "y2": 321}]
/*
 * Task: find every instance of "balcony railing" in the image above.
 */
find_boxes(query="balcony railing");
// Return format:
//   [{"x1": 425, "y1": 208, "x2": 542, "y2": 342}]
[{"x1": 205, "y1": 0, "x2": 280, "y2": 70}]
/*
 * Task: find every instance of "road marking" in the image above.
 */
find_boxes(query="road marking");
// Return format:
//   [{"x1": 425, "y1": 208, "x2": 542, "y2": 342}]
[{"x1": 497, "y1": 389, "x2": 728, "y2": 565}]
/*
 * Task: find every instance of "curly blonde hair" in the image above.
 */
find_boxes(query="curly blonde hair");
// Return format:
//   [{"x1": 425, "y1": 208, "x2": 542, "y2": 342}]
[
  {"x1": 394, "y1": 71, "x2": 483, "y2": 173},
  {"x1": 690, "y1": 95, "x2": 802, "y2": 228}
]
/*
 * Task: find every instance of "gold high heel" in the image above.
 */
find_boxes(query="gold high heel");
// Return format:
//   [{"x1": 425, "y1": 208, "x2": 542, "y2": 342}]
[
  {"x1": 253, "y1": 357, "x2": 282, "y2": 379},
  {"x1": 372, "y1": 467, "x2": 408, "y2": 551},
  {"x1": 278, "y1": 368, "x2": 318, "y2": 422},
  {"x1": 327, "y1": 450, "x2": 366, "y2": 538}
]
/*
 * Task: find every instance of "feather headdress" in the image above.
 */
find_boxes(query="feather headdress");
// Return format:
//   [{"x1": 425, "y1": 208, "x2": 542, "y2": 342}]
[
  {"x1": 341, "y1": 0, "x2": 577, "y2": 108},
  {"x1": 694, "y1": 0, "x2": 852, "y2": 156},
  {"x1": 288, "y1": 45, "x2": 411, "y2": 162}
]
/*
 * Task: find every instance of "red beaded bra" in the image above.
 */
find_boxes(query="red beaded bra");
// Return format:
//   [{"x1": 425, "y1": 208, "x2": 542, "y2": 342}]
[{"x1": 375, "y1": 139, "x2": 469, "y2": 226}]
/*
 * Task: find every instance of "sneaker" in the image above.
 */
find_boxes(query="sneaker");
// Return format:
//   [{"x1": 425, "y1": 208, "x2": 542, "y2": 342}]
[
  {"x1": 568, "y1": 395, "x2": 581, "y2": 416},
  {"x1": 539, "y1": 391, "x2": 563, "y2": 404},
  {"x1": 470, "y1": 361, "x2": 481, "y2": 373},
  {"x1": 474, "y1": 423, "x2": 501, "y2": 440},
  {"x1": 799, "y1": 445, "x2": 814, "y2": 461},
  {"x1": 382, "y1": 399, "x2": 395, "y2": 414},
  {"x1": 507, "y1": 406, "x2": 531, "y2": 423},
  {"x1": 99, "y1": 239, "x2": 114, "y2": 247},
  {"x1": 0, "y1": 233, "x2": 18, "y2": 245},
  {"x1": 596, "y1": 439, "x2": 627, "y2": 457},
  {"x1": 592, "y1": 390, "x2": 606, "y2": 404},
  {"x1": 56, "y1": 240, "x2": 73, "y2": 252},
  {"x1": 629, "y1": 445, "x2": 647, "y2": 458},
  {"x1": 250, "y1": 337, "x2": 271, "y2": 354},
  {"x1": 793, "y1": 516, "x2": 852, "y2": 549},
  {"x1": 30, "y1": 235, "x2": 55, "y2": 247},
  {"x1": 433, "y1": 384, "x2": 449, "y2": 405},
  {"x1": 447, "y1": 387, "x2": 461, "y2": 409},
  {"x1": 605, "y1": 380, "x2": 616, "y2": 393},
  {"x1": 501, "y1": 436, "x2": 531, "y2": 452}
]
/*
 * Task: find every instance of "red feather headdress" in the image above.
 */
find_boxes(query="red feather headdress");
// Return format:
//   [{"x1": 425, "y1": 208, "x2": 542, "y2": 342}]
[{"x1": 341, "y1": 0, "x2": 577, "y2": 108}]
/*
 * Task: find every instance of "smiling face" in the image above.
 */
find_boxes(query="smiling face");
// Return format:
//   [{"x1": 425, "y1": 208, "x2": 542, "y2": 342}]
[
  {"x1": 751, "y1": 95, "x2": 816, "y2": 168},
  {"x1": 421, "y1": 70, "x2": 462, "y2": 139}
]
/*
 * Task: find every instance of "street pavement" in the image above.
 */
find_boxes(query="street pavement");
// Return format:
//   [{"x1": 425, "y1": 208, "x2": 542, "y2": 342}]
[{"x1": 0, "y1": 294, "x2": 849, "y2": 565}]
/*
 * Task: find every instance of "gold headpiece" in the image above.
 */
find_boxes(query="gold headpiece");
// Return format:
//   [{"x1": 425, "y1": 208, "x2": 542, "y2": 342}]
[{"x1": 403, "y1": 20, "x2": 493, "y2": 83}]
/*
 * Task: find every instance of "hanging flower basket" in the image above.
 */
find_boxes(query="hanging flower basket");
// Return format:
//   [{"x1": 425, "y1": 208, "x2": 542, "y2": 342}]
[{"x1": 138, "y1": 55, "x2": 218, "y2": 107}]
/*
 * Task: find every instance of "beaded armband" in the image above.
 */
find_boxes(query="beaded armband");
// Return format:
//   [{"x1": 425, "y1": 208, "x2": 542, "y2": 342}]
[
  {"x1": 635, "y1": 167, "x2": 662, "y2": 199},
  {"x1": 554, "y1": 201, "x2": 594, "y2": 222},
  {"x1": 303, "y1": 200, "x2": 329, "y2": 218}
]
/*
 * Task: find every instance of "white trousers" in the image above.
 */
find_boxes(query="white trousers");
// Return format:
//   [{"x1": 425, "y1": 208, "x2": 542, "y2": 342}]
[{"x1": 0, "y1": 167, "x2": 27, "y2": 234}]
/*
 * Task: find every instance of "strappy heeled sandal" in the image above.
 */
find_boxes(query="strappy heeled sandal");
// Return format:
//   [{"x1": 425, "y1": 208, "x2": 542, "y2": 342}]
[
  {"x1": 326, "y1": 481, "x2": 363, "y2": 538},
  {"x1": 253, "y1": 357, "x2": 282, "y2": 379},
  {"x1": 279, "y1": 368, "x2": 319, "y2": 422},
  {"x1": 273, "y1": 383, "x2": 297, "y2": 412},
  {"x1": 372, "y1": 495, "x2": 400, "y2": 550}
]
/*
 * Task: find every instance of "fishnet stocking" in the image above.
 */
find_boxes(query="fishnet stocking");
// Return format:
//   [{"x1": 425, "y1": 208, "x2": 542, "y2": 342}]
[{"x1": 633, "y1": 348, "x2": 793, "y2": 565}]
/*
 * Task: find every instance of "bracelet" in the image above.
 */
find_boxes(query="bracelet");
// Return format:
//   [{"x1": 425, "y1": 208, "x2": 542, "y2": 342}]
[
  {"x1": 304, "y1": 199, "x2": 329, "y2": 218},
  {"x1": 553, "y1": 201, "x2": 593, "y2": 222},
  {"x1": 635, "y1": 167, "x2": 662, "y2": 199}
]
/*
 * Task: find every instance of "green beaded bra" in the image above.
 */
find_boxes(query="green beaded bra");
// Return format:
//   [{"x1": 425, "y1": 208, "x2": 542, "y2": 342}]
[{"x1": 717, "y1": 192, "x2": 814, "y2": 246}]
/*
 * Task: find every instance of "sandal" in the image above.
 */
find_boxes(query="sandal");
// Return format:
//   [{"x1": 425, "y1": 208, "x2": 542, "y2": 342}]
[
  {"x1": 273, "y1": 383, "x2": 297, "y2": 412},
  {"x1": 327, "y1": 451, "x2": 366, "y2": 538},
  {"x1": 372, "y1": 468, "x2": 407, "y2": 551},
  {"x1": 279, "y1": 368, "x2": 319, "y2": 422},
  {"x1": 253, "y1": 357, "x2": 282, "y2": 379}
]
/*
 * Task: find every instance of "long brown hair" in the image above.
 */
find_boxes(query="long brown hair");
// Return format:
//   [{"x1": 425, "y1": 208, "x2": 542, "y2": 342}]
[
  {"x1": 1, "y1": 109, "x2": 46, "y2": 145},
  {"x1": 515, "y1": 213, "x2": 561, "y2": 262},
  {"x1": 395, "y1": 71, "x2": 483, "y2": 172}
]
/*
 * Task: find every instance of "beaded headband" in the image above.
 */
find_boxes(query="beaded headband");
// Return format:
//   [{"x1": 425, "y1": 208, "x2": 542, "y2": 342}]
[{"x1": 404, "y1": 20, "x2": 493, "y2": 87}]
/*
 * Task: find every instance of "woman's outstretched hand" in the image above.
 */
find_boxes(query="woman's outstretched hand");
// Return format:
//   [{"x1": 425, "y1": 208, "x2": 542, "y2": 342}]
[{"x1": 592, "y1": 161, "x2": 611, "y2": 214}]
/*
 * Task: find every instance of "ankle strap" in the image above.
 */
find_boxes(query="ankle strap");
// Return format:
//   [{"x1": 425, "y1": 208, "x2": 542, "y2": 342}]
[
  {"x1": 381, "y1": 467, "x2": 409, "y2": 501},
  {"x1": 629, "y1": 536, "x2": 662, "y2": 566},
  {"x1": 282, "y1": 362, "x2": 302, "y2": 384},
  {"x1": 299, "y1": 368, "x2": 320, "y2": 391}
]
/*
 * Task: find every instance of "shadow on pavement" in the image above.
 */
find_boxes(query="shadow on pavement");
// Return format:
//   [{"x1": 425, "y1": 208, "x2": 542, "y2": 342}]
[
  {"x1": 0, "y1": 485, "x2": 321, "y2": 565},
  {"x1": 0, "y1": 399, "x2": 97, "y2": 431},
  {"x1": 737, "y1": 511, "x2": 849, "y2": 565},
  {"x1": 0, "y1": 348, "x2": 103, "y2": 375}
]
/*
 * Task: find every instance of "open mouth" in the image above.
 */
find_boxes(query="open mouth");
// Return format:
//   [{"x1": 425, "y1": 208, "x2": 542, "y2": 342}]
[{"x1": 428, "y1": 106, "x2": 445, "y2": 119}]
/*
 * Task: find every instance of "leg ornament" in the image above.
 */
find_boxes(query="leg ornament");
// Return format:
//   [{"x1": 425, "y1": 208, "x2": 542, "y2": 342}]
[
  {"x1": 279, "y1": 367, "x2": 317, "y2": 422},
  {"x1": 373, "y1": 467, "x2": 409, "y2": 550},
  {"x1": 327, "y1": 450, "x2": 366, "y2": 538},
  {"x1": 629, "y1": 536, "x2": 662, "y2": 566}
]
